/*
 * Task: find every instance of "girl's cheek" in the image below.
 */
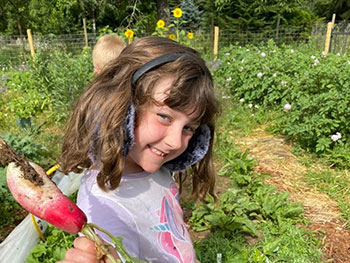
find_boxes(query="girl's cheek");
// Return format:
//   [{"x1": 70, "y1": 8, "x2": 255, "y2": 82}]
[{"x1": 147, "y1": 116, "x2": 167, "y2": 137}]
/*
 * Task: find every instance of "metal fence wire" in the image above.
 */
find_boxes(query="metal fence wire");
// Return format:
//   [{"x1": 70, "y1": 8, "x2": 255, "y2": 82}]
[
  {"x1": 330, "y1": 21, "x2": 350, "y2": 55},
  {"x1": 0, "y1": 22, "x2": 347, "y2": 69}
]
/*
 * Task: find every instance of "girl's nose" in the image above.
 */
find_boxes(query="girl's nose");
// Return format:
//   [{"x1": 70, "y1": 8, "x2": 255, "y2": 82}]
[{"x1": 164, "y1": 128, "x2": 183, "y2": 150}]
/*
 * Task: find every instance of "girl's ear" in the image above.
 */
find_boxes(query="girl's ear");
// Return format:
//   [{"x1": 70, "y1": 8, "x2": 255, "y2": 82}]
[
  {"x1": 94, "y1": 66, "x2": 101, "y2": 74},
  {"x1": 163, "y1": 124, "x2": 211, "y2": 172}
]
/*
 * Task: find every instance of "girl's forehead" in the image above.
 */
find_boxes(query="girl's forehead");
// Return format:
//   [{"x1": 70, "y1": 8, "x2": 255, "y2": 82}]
[
  {"x1": 152, "y1": 77, "x2": 174, "y2": 101},
  {"x1": 150, "y1": 76, "x2": 203, "y2": 121}
]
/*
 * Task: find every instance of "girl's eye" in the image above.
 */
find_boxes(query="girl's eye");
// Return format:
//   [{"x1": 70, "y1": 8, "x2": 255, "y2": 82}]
[
  {"x1": 183, "y1": 126, "x2": 196, "y2": 135},
  {"x1": 157, "y1": 113, "x2": 171, "y2": 122}
]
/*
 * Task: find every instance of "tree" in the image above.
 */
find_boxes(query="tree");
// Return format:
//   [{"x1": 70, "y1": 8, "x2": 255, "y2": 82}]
[
  {"x1": 0, "y1": 0, "x2": 30, "y2": 35},
  {"x1": 180, "y1": 0, "x2": 202, "y2": 29},
  {"x1": 157, "y1": 0, "x2": 170, "y2": 24},
  {"x1": 313, "y1": 0, "x2": 350, "y2": 21}
]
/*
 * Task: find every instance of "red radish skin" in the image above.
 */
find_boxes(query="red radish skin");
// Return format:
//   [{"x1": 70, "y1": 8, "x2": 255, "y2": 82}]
[
  {"x1": 6, "y1": 162, "x2": 87, "y2": 234},
  {"x1": 1, "y1": 138, "x2": 143, "y2": 263}
]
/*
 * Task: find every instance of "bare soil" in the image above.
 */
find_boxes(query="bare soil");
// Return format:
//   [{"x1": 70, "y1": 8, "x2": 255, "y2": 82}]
[{"x1": 0, "y1": 138, "x2": 43, "y2": 185}]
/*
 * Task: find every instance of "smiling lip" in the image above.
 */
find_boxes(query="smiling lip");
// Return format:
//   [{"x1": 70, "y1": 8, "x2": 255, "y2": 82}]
[{"x1": 149, "y1": 146, "x2": 167, "y2": 157}]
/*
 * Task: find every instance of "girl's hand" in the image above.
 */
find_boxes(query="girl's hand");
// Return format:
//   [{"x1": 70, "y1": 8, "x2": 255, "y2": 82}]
[{"x1": 57, "y1": 236, "x2": 120, "y2": 263}]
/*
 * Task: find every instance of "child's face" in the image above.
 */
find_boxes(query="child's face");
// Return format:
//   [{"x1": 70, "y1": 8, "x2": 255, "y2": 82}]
[{"x1": 124, "y1": 77, "x2": 200, "y2": 174}]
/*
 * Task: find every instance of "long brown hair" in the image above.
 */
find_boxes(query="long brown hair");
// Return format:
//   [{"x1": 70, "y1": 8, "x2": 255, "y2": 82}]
[{"x1": 60, "y1": 36, "x2": 220, "y2": 202}]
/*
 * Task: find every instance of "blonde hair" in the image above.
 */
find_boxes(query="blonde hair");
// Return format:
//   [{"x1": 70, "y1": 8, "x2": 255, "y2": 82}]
[
  {"x1": 60, "y1": 36, "x2": 220, "y2": 202},
  {"x1": 92, "y1": 34, "x2": 125, "y2": 74}
]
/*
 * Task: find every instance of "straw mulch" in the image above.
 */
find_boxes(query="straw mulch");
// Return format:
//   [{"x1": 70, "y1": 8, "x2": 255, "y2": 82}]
[{"x1": 236, "y1": 126, "x2": 350, "y2": 263}]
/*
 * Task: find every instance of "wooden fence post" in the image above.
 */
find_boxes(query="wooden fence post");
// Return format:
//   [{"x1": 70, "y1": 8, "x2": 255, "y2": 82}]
[
  {"x1": 213, "y1": 26, "x2": 219, "y2": 60},
  {"x1": 324, "y1": 22, "x2": 333, "y2": 54},
  {"x1": 83, "y1": 18, "x2": 88, "y2": 48},
  {"x1": 27, "y1": 29, "x2": 35, "y2": 60},
  {"x1": 331, "y1": 13, "x2": 336, "y2": 28},
  {"x1": 275, "y1": 14, "x2": 281, "y2": 43}
]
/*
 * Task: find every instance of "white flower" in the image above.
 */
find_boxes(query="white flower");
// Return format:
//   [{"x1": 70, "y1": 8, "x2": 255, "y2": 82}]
[
  {"x1": 331, "y1": 134, "x2": 339, "y2": 142},
  {"x1": 311, "y1": 55, "x2": 316, "y2": 59},
  {"x1": 239, "y1": 98, "x2": 245, "y2": 103},
  {"x1": 313, "y1": 59, "x2": 320, "y2": 65},
  {"x1": 254, "y1": 105, "x2": 259, "y2": 109},
  {"x1": 337, "y1": 53, "x2": 340, "y2": 56},
  {"x1": 226, "y1": 77, "x2": 232, "y2": 82},
  {"x1": 283, "y1": 103, "x2": 291, "y2": 111},
  {"x1": 257, "y1": 72, "x2": 263, "y2": 78},
  {"x1": 239, "y1": 67, "x2": 244, "y2": 72},
  {"x1": 261, "y1": 52, "x2": 266, "y2": 57},
  {"x1": 248, "y1": 104, "x2": 253, "y2": 108},
  {"x1": 336, "y1": 132, "x2": 342, "y2": 139},
  {"x1": 246, "y1": 49, "x2": 250, "y2": 51},
  {"x1": 241, "y1": 58, "x2": 245, "y2": 63},
  {"x1": 291, "y1": 49, "x2": 294, "y2": 53},
  {"x1": 322, "y1": 51, "x2": 327, "y2": 56},
  {"x1": 273, "y1": 73, "x2": 277, "y2": 77},
  {"x1": 227, "y1": 62, "x2": 231, "y2": 65},
  {"x1": 281, "y1": 80, "x2": 287, "y2": 86},
  {"x1": 225, "y1": 52, "x2": 230, "y2": 56}
]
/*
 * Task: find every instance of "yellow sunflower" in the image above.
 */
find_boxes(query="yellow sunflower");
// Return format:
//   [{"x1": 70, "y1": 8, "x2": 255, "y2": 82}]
[
  {"x1": 169, "y1": 34, "x2": 176, "y2": 40},
  {"x1": 187, "y1": 32, "x2": 194, "y2": 39},
  {"x1": 173, "y1": 8, "x2": 183, "y2": 18},
  {"x1": 157, "y1": 19, "x2": 165, "y2": 28},
  {"x1": 124, "y1": 29, "x2": 134, "y2": 39}
]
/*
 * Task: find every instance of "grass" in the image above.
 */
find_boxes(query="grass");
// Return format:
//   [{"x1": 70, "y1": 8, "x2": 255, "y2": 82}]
[{"x1": 304, "y1": 169, "x2": 350, "y2": 223}]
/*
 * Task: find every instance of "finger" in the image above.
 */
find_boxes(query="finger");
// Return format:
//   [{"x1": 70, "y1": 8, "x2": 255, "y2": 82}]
[
  {"x1": 73, "y1": 236, "x2": 96, "y2": 254},
  {"x1": 65, "y1": 247, "x2": 100, "y2": 263},
  {"x1": 107, "y1": 245, "x2": 120, "y2": 260},
  {"x1": 104, "y1": 248, "x2": 121, "y2": 263}
]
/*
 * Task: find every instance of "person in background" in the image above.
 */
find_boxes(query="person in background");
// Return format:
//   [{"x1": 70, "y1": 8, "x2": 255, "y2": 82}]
[
  {"x1": 58, "y1": 36, "x2": 220, "y2": 263},
  {"x1": 92, "y1": 34, "x2": 125, "y2": 75}
]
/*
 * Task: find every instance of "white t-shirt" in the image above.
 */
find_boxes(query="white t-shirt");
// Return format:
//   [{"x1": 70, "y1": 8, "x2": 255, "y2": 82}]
[{"x1": 77, "y1": 167, "x2": 197, "y2": 263}]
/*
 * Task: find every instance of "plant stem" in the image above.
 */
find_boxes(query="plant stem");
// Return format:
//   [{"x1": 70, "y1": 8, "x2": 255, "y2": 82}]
[
  {"x1": 81, "y1": 224, "x2": 121, "y2": 263},
  {"x1": 81, "y1": 223, "x2": 147, "y2": 263}
]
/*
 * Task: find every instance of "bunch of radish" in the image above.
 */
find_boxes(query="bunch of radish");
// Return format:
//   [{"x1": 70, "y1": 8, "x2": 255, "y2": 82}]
[{"x1": 0, "y1": 138, "x2": 145, "y2": 263}]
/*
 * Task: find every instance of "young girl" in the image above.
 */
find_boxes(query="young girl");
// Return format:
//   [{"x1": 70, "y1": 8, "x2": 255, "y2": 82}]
[{"x1": 58, "y1": 36, "x2": 220, "y2": 263}]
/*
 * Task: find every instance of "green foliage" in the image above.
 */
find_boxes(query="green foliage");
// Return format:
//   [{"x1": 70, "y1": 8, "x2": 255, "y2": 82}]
[
  {"x1": 28, "y1": 0, "x2": 81, "y2": 34},
  {"x1": 305, "y1": 170, "x2": 350, "y2": 222},
  {"x1": 180, "y1": 0, "x2": 202, "y2": 29},
  {"x1": 215, "y1": 41, "x2": 350, "y2": 167},
  {"x1": 1, "y1": 117, "x2": 53, "y2": 167},
  {"x1": 4, "y1": 50, "x2": 92, "y2": 123},
  {"x1": 193, "y1": 99, "x2": 322, "y2": 262},
  {"x1": 26, "y1": 226, "x2": 76, "y2": 263}
]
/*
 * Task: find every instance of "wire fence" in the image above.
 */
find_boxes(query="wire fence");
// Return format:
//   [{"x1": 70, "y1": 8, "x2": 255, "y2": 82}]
[
  {"x1": 330, "y1": 21, "x2": 350, "y2": 55},
  {"x1": 0, "y1": 22, "x2": 342, "y2": 69}
]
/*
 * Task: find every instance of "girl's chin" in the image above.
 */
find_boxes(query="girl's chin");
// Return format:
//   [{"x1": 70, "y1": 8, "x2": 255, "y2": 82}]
[{"x1": 141, "y1": 165, "x2": 162, "y2": 174}]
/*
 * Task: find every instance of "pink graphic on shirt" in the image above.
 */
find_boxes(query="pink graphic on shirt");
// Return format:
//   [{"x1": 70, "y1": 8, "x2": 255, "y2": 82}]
[{"x1": 151, "y1": 182, "x2": 195, "y2": 263}]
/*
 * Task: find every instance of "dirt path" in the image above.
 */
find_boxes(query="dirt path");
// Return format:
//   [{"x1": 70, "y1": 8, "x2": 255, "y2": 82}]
[{"x1": 236, "y1": 127, "x2": 350, "y2": 263}]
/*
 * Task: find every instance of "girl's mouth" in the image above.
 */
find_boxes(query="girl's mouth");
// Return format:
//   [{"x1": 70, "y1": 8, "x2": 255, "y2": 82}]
[{"x1": 149, "y1": 146, "x2": 166, "y2": 157}]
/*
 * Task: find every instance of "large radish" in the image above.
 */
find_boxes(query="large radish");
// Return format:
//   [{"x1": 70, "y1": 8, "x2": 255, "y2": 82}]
[
  {"x1": 6, "y1": 161, "x2": 87, "y2": 234},
  {"x1": 0, "y1": 138, "x2": 146, "y2": 263}
]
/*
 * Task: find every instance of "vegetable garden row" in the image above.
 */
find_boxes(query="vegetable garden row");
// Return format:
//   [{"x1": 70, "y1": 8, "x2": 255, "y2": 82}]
[{"x1": 1, "y1": 39, "x2": 350, "y2": 262}]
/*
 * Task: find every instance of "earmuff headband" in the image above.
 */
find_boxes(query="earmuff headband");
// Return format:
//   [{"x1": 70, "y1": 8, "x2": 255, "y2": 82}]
[{"x1": 132, "y1": 53, "x2": 189, "y2": 86}]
